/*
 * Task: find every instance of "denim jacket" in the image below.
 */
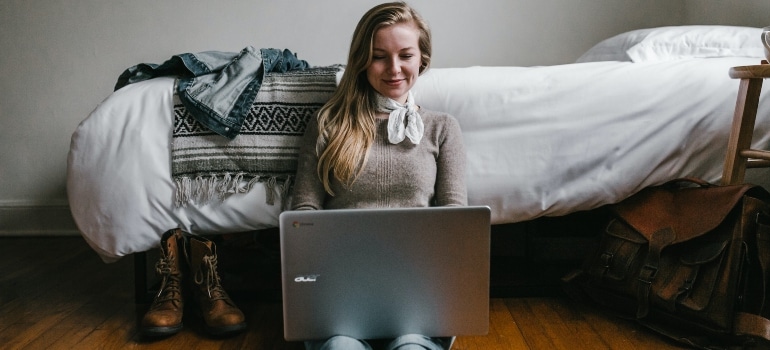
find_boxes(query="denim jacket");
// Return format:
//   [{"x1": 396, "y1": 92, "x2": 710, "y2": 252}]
[{"x1": 115, "y1": 47, "x2": 309, "y2": 139}]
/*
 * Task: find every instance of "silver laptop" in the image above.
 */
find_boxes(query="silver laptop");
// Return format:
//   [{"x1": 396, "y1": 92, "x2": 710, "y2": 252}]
[{"x1": 279, "y1": 206, "x2": 491, "y2": 341}]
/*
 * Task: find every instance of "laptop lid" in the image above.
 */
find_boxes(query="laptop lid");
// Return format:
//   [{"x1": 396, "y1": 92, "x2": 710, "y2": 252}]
[{"x1": 279, "y1": 206, "x2": 491, "y2": 341}]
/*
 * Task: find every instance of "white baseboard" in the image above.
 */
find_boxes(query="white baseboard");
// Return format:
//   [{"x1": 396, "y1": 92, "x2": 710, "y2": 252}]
[{"x1": 0, "y1": 200, "x2": 80, "y2": 236}]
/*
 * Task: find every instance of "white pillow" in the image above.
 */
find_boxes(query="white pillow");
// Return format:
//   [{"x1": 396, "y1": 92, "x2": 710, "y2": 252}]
[
  {"x1": 577, "y1": 25, "x2": 764, "y2": 63},
  {"x1": 576, "y1": 27, "x2": 657, "y2": 62}
]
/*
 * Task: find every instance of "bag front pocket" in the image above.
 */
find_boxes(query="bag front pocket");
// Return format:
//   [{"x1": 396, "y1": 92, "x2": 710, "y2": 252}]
[
  {"x1": 585, "y1": 218, "x2": 647, "y2": 288},
  {"x1": 652, "y1": 234, "x2": 729, "y2": 315}
]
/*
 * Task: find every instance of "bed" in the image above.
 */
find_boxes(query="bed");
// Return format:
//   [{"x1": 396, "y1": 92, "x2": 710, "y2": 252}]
[{"x1": 68, "y1": 25, "x2": 770, "y2": 263}]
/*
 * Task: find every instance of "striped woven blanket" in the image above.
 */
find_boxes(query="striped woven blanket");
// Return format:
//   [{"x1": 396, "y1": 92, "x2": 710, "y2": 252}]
[{"x1": 171, "y1": 66, "x2": 341, "y2": 207}]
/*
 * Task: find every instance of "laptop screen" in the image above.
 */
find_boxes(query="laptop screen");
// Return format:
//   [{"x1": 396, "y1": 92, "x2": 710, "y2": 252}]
[{"x1": 279, "y1": 206, "x2": 491, "y2": 341}]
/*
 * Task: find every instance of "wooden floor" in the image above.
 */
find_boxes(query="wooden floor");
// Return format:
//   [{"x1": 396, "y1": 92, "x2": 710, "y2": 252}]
[{"x1": 0, "y1": 236, "x2": 690, "y2": 350}]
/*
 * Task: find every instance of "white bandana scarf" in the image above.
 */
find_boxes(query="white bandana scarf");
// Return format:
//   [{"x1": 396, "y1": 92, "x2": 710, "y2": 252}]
[{"x1": 376, "y1": 91, "x2": 424, "y2": 144}]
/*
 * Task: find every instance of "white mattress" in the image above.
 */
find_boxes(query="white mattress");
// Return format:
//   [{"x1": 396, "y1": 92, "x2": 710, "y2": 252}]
[{"x1": 68, "y1": 57, "x2": 770, "y2": 262}]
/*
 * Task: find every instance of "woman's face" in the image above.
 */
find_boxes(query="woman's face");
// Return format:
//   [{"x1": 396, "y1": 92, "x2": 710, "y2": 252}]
[{"x1": 366, "y1": 22, "x2": 422, "y2": 104}]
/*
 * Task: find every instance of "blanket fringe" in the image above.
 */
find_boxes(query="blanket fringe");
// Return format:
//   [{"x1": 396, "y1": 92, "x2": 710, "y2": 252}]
[{"x1": 174, "y1": 173, "x2": 293, "y2": 208}]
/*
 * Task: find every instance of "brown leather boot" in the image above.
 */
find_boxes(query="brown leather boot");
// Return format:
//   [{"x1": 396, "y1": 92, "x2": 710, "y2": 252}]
[
  {"x1": 186, "y1": 235, "x2": 247, "y2": 336},
  {"x1": 140, "y1": 229, "x2": 186, "y2": 337}
]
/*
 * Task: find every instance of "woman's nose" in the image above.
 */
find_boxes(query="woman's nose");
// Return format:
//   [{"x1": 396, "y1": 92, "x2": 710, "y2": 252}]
[{"x1": 387, "y1": 58, "x2": 400, "y2": 74}]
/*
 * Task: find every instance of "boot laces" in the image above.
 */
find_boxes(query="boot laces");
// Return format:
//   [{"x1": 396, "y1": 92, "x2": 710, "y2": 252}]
[
  {"x1": 195, "y1": 254, "x2": 228, "y2": 301},
  {"x1": 152, "y1": 256, "x2": 181, "y2": 306}
]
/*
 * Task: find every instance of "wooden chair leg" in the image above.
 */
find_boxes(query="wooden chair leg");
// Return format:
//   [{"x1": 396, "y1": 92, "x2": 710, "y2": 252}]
[{"x1": 722, "y1": 78, "x2": 764, "y2": 185}]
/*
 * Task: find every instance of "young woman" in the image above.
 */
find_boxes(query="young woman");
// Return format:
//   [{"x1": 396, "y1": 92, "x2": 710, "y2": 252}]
[{"x1": 291, "y1": 2, "x2": 467, "y2": 349}]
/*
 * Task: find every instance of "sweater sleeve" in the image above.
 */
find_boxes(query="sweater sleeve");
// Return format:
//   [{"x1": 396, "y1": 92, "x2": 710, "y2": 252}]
[
  {"x1": 433, "y1": 115, "x2": 468, "y2": 206},
  {"x1": 290, "y1": 115, "x2": 327, "y2": 210}
]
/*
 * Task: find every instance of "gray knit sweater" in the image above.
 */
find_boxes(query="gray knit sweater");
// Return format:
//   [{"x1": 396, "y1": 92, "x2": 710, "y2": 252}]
[{"x1": 291, "y1": 109, "x2": 468, "y2": 210}]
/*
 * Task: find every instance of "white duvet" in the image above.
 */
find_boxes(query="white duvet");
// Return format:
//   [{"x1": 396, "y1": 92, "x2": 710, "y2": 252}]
[{"x1": 68, "y1": 57, "x2": 770, "y2": 262}]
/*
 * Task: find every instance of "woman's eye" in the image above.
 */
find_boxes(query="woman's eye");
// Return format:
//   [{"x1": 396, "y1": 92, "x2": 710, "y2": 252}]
[{"x1": 372, "y1": 56, "x2": 385, "y2": 60}]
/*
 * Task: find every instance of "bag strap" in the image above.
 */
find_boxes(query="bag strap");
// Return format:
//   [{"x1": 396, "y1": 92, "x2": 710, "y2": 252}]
[
  {"x1": 744, "y1": 209, "x2": 770, "y2": 342},
  {"x1": 755, "y1": 211, "x2": 770, "y2": 318},
  {"x1": 735, "y1": 312, "x2": 770, "y2": 342},
  {"x1": 635, "y1": 227, "x2": 675, "y2": 318}
]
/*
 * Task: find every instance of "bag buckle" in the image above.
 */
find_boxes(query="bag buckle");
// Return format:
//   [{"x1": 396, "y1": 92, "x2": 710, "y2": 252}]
[
  {"x1": 638, "y1": 264, "x2": 658, "y2": 284},
  {"x1": 600, "y1": 252, "x2": 613, "y2": 268}
]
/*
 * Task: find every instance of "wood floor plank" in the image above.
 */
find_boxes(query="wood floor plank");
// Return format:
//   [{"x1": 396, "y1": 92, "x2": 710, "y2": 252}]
[
  {"x1": 32, "y1": 325, "x2": 100, "y2": 350},
  {"x1": 532, "y1": 297, "x2": 611, "y2": 349},
  {"x1": 454, "y1": 299, "x2": 529, "y2": 350},
  {"x1": 1, "y1": 250, "x2": 103, "y2": 317},
  {"x1": 227, "y1": 302, "x2": 304, "y2": 350},
  {"x1": 504, "y1": 298, "x2": 595, "y2": 349},
  {"x1": 26, "y1": 272, "x2": 139, "y2": 349},
  {"x1": 1, "y1": 238, "x2": 127, "y2": 348},
  {"x1": 2, "y1": 306, "x2": 81, "y2": 349},
  {"x1": 20, "y1": 324, "x2": 87, "y2": 350},
  {"x1": 74, "y1": 302, "x2": 143, "y2": 349},
  {"x1": 574, "y1": 301, "x2": 690, "y2": 349},
  {"x1": 0, "y1": 245, "x2": 106, "y2": 347},
  {"x1": 504, "y1": 298, "x2": 561, "y2": 349}
]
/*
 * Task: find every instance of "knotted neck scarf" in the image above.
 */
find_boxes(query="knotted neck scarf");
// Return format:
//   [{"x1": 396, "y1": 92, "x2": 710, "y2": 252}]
[{"x1": 375, "y1": 91, "x2": 424, "y2": 144}]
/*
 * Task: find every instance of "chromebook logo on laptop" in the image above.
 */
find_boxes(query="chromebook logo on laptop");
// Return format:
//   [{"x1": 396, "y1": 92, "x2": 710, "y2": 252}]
[{"x1": 294, "y1": 274, "x2": 320, "y2": 282}]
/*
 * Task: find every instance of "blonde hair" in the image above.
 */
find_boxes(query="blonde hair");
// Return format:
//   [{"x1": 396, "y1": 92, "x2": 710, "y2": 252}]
[{"x1": 315, "y1": 1, "x2": 432, "y2": 195}]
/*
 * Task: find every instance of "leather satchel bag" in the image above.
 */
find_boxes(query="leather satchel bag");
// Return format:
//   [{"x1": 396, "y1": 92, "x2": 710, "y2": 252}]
[{"x1": 562, "y1": 179, "x2": 770, "y2": 349}]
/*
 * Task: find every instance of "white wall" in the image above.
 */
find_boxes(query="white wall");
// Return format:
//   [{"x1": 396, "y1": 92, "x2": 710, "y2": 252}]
[
  {"x1": 0, "y1": 0, "x2": 762, "y2": 235},
  {"x1": 684, "y1": 0, "x2": 770, "y2": 27}
]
